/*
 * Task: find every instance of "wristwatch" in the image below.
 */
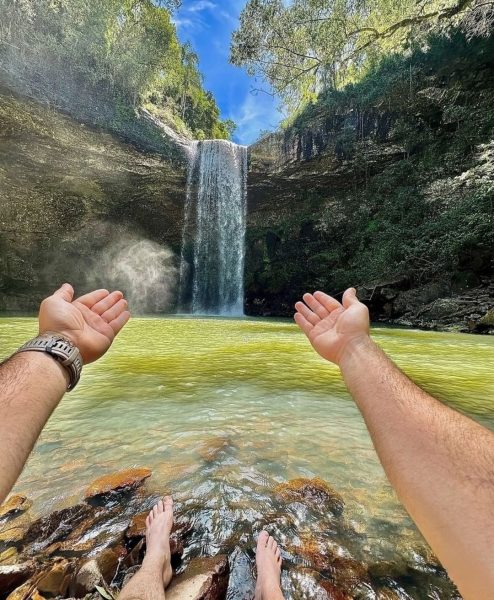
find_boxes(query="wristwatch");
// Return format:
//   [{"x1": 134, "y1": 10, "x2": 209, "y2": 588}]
[{"x1": 16, "y1": 332, "x2": 83, "y2": 391}]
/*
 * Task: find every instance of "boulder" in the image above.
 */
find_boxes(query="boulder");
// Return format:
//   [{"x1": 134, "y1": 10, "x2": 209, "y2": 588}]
[
  {"x1": 0, "y1": 562, "x2": 37, "y2": 597},
  {"x1": 166, "y1": 555, "x2": 229, "y2": 600},
  {"x1": 476, "y1": 307, "x2": 494, "y2": 332},
  {"x1": 0, "y1": 496, "x2": 32, "y2": 520},
  {"x1": 37, "y1": 559, "x2": 75, "y2": 597},
  {"x1": 23, "y1": 505, "x2": 92, "y2": 554},
  {"x1": 274, "y1": 478, "x2": 344, "y2": 515},
  {"x1": 0, "y1": 515, "x2": 31, "y2": 545},
  {"x1": 72, "y1": 559, "x2": 104, "y2": 597},
  {"x1": 0, "y1": 548, "x2": 18, "y2": 565},
  {"x1": 84, "y1": 469, "x2": 152, "y2": 501}
]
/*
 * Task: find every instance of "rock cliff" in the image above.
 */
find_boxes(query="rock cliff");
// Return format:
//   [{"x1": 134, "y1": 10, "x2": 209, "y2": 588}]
[
  {"x1": 0, "y1": 86, "x2": 187, "y2": 312},
  {"x1": 246, "y1": 33, "x2": 494, "y2": 332}
]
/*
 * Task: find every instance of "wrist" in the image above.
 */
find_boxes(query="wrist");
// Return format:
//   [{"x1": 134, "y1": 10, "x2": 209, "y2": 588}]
[
  {"x1": 17, "y1": 332, "x2": 83, "y2": 391},
  {"x1": 338, "y1": 335, "x2": 376, "y2": 373}
]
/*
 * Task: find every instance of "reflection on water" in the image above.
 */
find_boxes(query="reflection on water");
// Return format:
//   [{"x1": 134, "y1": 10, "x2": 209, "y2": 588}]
[{"x1": 1, "y1": 317, "x2": 493, "y2": 597}]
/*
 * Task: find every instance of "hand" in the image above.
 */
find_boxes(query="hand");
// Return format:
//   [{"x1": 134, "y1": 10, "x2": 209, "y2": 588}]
[
  {"x1": 294, "y1": 288, "x2": 370, "y2": 366},
  {"x1": 39, "y1": 283, "x2": 131, "y2": 364}
]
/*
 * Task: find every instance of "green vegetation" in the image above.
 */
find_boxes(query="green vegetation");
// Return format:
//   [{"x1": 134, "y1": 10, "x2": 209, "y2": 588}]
[
  {"x1": 231, "y1": 0, "x2": 494, "y2": 115},
  {"x1": 0, "y1": 0, "x2": 232, "y2": 140},
  {"x1": 246, "y1": 31, "x2": 494, "y2": 314}
]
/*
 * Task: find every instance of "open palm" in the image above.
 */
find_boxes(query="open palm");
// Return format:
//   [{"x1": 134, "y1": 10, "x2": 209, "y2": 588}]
[
  {"x1": 39, "y1": 284, "x2": 131, "y2": 364},
  {"x1": 294, "y1": 288, "x2": 369, "y2": 366}
]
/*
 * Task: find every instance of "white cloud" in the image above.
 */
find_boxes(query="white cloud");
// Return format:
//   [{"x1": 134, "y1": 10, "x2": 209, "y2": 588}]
[
  {"x1": 185, "y1": 1, "x2": 217, "y2": 13},
  {"x1": 230, "y1": 89, "x2": 282, "y2": 145}
]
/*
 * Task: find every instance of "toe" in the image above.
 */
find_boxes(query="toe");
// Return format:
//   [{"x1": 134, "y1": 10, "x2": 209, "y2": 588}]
[
  {"x1": 146, "y1": 515, "x2": 151, "y2": 527},
  {"x1": 157, "y1": 499, "x2": 164, "y2": 513},
  {"x1": 153, "y1": 505, "x2": 158, "y2": 518},
  {"x1": 267, "y1": 536, "x2": 275, "y2": 550},
  {"x1": 257, "y1": 531, "x2": 269, "y2": 550},
  {"x1": 164, "y1": 496, "x2": 173, "y2": 510}
]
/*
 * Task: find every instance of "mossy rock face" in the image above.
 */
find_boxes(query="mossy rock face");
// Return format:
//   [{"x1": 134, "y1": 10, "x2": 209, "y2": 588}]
[
  {"x1": 478, "y1": 307, "x2": 494, "y2": 328},
  {"x1": 0, "y1": 88, "x2": 187, "y2": 312}
]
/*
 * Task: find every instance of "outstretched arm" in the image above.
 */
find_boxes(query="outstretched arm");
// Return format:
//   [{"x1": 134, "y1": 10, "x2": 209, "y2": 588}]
[
  {"x1": 295, "y1": 288, "x2": 494, "y2": 600},
  {"x1": 0, "y1": 284, "x2": 130, "y2": 503}
]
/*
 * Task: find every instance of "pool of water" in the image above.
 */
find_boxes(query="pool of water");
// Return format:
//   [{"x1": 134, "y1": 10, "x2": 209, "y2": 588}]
[{"x1": 1, "y1": 317, "x2": 493, "y2": 597}]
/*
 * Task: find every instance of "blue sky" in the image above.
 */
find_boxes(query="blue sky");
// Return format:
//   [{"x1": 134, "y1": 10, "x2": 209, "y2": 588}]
[{"x1": 172, "y1": 0, "x2": 282, "y2": 145}]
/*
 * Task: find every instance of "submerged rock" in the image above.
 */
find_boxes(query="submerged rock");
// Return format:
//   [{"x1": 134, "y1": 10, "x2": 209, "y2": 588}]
[
  {"x1": 84, "y1": 469, "x2": 152, "y2": 502},
  {"x1": 166, "y1": 555, "x2": 229, "y2": 600},
  {"x1": 0, "y1": 496, "x2": 32, "y2": 520},
  {"x1": 274, "y1": 478, "x2": 344, "y2": 515},
  {"x1": 23, "y1": 505, "x2": 92, "y2": 554}
]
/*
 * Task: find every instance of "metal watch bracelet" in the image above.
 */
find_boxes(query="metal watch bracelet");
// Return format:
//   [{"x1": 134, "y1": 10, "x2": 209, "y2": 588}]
[{"x1": 15, "y1": 332, "x2": 83, "y2": 391}]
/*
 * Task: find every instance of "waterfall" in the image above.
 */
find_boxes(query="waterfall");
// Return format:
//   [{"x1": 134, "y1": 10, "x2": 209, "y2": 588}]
[{"x1": 179, "y1": 140, "x2": 248, "y2": 316}]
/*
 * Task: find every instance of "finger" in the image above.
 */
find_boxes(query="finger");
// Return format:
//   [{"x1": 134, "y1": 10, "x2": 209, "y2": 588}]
[
  {"x1": 101, "y1": 298, "x2": 128, "y2": 323},
  {"x1": 303, "y1": 293, "x2": 329, "y2": 318},
  {"x1": 294, "y1": 312, "x2": 313, "y2": 335},
  {"x1": 313, "y1": 290, "x2": 342, "y2": 312},
  {"x1": 342, "y1": 287, "x2": 359, "y2": 308},
  {"x1": 76, "y1": 289, "x2": 109, "y2": 308},
  {"x1": 295, "y1": 301, "x2": 319, "y2": 325},
  {"x1": 92, "y1": 291, "x2": 124, "y2": 315},
  {"x1": 109, "y1": 310, "x2": 131, "y2": 335},
  {"x1": 53, "y1": 283, "x2": 74, "y2": 302}
]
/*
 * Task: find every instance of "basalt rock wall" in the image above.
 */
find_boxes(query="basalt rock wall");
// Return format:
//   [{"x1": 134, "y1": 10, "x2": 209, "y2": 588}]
[
  {"x1": 246, "y1": 33, "x2": 494, "y2": 332},
  {"x1": 0, "y1": 86, "x2": 187, "y2": 312}
]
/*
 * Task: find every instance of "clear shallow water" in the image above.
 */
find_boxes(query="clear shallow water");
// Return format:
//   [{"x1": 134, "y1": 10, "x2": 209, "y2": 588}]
[{"x1": 1, "y1": 317, "x2": 494, "y2": 597}]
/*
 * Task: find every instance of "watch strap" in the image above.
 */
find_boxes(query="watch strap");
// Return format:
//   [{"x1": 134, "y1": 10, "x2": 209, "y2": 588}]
[{"x1": 16, "y1": 332, "x2": 83, "y2": 391}]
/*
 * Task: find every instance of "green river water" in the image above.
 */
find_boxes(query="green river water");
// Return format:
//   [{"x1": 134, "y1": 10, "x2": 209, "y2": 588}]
[{"x1": 1, "y1": 317, "x2": 493, "y2": 598}]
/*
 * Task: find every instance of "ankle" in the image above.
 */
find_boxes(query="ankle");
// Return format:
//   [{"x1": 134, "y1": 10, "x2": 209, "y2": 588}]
[{"x1": 142, "y1": 554, "x2": 165, "y2": 573}]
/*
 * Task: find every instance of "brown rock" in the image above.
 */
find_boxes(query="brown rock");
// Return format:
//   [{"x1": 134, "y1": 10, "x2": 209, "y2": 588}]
[
  {"x1": 319, "y1": 580, "x2": 353, "y2": 599},
  {"x1": 0, "y1": 496, "x2": 32, "y2": 520},
  {"x1": 274, "y1": 477, "x2": 344, "y2": 515},
  {"x1": 97, "y1": 545, "x2": 126, "y2": 583},
  {"x1": 37, "y1": 559, "x2": 74, "y2": 597},
  {"x1": 0, "y1": 548, "x2": 18, "y2": 565},
  {"x1": 198, "y1": 437, "x2": 231, "y2": 462},
  {"x1": 84, "y1": 469, "x2": 152, "y2": 501},
  {"x1": 6, "y1": 580, "x2": 38, "y2": 600},
  {"x1": 0, "y1": 562, "x2": 37, "y2": 596},
  {"x1": 72, "y1": 559, "x2": 103, "y2": 597},
  {"x1": 166, "y1": 555, "x2": 229, "y2": 600},
  {"x1": 0, "y1": 515, "x2": 31, "y2": 545},
  {"x1": 23, "y1": 505, "x2": 92, "y2": 553}
]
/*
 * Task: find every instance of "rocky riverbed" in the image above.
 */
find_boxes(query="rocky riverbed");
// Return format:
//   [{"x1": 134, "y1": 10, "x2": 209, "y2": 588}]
[{"x1": 0, "y1": 468, "x2": 461, "y2": 600}]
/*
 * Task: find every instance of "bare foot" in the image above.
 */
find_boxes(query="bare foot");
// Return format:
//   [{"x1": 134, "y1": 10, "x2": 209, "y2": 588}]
[
  {"x1": 255, "y1": 531, "x2": 283, "y2": 600},
  {"x1": 143, "y1": 496, "x2": 174, "y2": 588}
]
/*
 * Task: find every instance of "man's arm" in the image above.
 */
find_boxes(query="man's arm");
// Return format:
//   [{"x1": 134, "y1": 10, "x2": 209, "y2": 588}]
[
  {"x1": 295, "y1": 288, "x2": 494, "y2": 600},
  {"x1": 0, "y1": 283, "x2": 130, "y2": 504}
]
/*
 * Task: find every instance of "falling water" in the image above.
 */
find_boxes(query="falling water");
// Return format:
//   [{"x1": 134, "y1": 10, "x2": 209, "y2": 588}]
[{"x1": 180, "y1": 140, "x2": 248, "y2": 316}]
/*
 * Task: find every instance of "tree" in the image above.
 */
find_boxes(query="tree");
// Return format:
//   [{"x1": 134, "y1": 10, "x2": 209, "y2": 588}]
[
  {"x1": 0, "y1": 0, "x2": 231, "y2": 139},
  {"x1": 230, "y1": 0, "x2": 494, "y2": 112}
]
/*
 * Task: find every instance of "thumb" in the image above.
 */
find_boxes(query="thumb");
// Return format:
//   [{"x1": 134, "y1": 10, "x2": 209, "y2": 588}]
[
  {"x1": 342, "y1": 287, "x2": 359, "y2": 308},
  {"x1": 53, "y1": 283, "x2": 74, "y2": 303}
]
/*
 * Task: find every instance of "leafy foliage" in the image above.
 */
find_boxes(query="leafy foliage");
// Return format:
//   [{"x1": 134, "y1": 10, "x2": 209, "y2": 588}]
[
  {"x1": 231, "y1": 0, "x2": 494, "y2": 113},
  {"x1": 0, "y1": 0, "x2": 232, "y2": 139},
  {"x1": 246, "y1": 32, "x2": 494, "y2": 311}
]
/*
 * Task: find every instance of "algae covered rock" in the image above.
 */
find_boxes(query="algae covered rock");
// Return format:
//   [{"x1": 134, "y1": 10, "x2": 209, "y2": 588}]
[
  {"x1": 275, "y1": 477, "x2": 344, "y2": 515},
  {"x1": 84, "y1": 468, "x2": 152, "y2": 501}
]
